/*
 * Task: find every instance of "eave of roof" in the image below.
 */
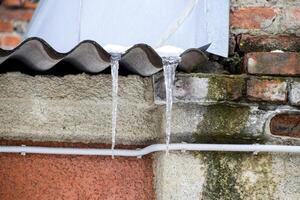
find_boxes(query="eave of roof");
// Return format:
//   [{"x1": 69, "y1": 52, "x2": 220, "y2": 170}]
[{"x1": 0, "y1": 38, "x2": 208, "y2": 76}]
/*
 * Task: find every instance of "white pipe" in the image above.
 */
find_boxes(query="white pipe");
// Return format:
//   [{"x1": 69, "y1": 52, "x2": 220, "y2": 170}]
[{"x1": 0, "y1": 144, "x2": 300, "y2": 157}]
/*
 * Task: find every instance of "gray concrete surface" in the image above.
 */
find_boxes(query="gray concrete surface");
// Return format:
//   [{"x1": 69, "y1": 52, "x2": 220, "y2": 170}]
[
  {"x1": 0, "y1": 73, "x2": 161, "y2": 144},
  {"x1": 153, "y1": 152, "x2": 206, "y2": 200}
]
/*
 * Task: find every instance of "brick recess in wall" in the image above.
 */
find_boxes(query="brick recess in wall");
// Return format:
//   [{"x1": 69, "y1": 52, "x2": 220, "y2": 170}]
[
  {"x1": 237, "y1": 35, "x2": 300, "y2": 53},
  {"x1": 270, "y1": 113, "x2": 300, "y2": 138}
]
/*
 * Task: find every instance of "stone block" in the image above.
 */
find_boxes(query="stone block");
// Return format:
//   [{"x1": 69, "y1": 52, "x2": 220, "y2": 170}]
[{"x1": 289, "y1": 81, "x2": 300, "y2": 106}]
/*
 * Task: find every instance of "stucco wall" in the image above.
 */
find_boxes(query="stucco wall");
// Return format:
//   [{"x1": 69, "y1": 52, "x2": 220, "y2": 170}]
[{"x1": 0, "y1": 141, "x2": 154, "y2": 200}]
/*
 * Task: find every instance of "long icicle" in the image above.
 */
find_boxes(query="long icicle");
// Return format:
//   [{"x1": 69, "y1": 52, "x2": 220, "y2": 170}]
[
  {"x1": 163, "y1": 57, "x2": 180, "y2": 155},
  {"x1": 110, "y1": 53, "x2": 121, "y2": 159}
]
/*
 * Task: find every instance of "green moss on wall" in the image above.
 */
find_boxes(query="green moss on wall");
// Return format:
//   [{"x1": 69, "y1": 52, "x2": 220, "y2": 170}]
[
  {"x1": 198, "y1": 152, "x2": 276, "y2": 200},
  {"x1": 207, "y1": 76, "x2": 245, "y2": 101},
  {"x1": 195, "y1": 104, "x2": 251, "y2": 143},
  {"x1": 201, "y1": 152, "x2": 243, "y2": 200}
]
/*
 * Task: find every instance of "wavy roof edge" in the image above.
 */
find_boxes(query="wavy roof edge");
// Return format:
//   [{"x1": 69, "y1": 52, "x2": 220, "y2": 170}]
[{"x1": 0, "y1": 38, "x2": 209, "y2": 76}]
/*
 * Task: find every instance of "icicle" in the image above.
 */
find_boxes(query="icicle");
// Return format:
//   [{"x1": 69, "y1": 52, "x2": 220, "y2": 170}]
[
  {"x1": 162, "y1": 56, "x2": 180, "y2": 155},
  {"x1": 110, "y1": 53, "x2": 121, "y2": 159}
]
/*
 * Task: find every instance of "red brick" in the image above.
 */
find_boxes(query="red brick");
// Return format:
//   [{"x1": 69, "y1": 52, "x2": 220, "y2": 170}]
[
  {"x1": 270, "y1": 113, "x2": 300, "y2": 138},
  {"x1": 2, "y1": 0, "x2": 22, "y2": 8},
  {"x1": 23, "y1": 1, "x2": 37, "y2": 9},
  {"x1": 245, "y1": 52, "x2": 300, "y2": 76},
  {"x1": 2, "y1": 0, "x2": 37, "y2": 9},
  {"x1": 247, "y1": 78, "x2": 287, "y2": 102},
  {"x1": 0, "y1": 35, "x2": 21, "y2": 47},
  {"x1": 230, "y1": 7, "x2": 277, "y2": 29},
  {"x1": 238, "y1": 35, "x2": 300, "y2": 53},
  {"x1": 0, "y1": 7, "x2": 33, "y2": 21},
  {"x1": 0, "y1": 20, "x2": 13, "y2": 32}
]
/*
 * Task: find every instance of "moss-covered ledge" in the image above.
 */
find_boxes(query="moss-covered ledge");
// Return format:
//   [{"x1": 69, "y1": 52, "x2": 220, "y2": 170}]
[{"x1": 154, "y1": 73, "x2": 246, "y2": 104}]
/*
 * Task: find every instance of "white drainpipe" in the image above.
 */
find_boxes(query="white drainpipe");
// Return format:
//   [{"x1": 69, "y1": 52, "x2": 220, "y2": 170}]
[{"x1": 0, "y1": 144, "x2": 300, "y2": 157}]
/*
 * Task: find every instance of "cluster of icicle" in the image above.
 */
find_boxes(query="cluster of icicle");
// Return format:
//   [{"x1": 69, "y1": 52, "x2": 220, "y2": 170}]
[{"x1": 110, "y1": 54, "x2": 179, "y2": 158}]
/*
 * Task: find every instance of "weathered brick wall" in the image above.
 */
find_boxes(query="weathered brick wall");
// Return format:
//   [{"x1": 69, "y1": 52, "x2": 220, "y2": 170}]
[
  {"x1": 154, "y1": 51, "x2": 300, "y2": 140},
  {"x1": 230, "y1": 0, "x2": 300, "y2": 55},
  {"x1": 0, "y1": 0, "x2": 36, "y2": 49},
  {"x1": 231, "y1": 0, "x2": 300, "y2": 35}
]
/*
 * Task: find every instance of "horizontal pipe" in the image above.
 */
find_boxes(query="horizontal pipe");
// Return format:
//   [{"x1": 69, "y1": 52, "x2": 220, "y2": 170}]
[{"x1": 0, "y1": 144, "x2": 300, "y2": 157}]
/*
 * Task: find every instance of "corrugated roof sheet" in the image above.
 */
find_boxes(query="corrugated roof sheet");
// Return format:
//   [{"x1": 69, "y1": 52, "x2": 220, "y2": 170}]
[{"x1": 0, "y1": 38, "x2": 209, "y2": 76}]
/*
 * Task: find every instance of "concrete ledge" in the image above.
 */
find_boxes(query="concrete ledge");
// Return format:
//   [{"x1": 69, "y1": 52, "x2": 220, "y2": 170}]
[
  {"x1": 0, "y1": 72, "x2": 299, "y2": 145},
  {"x1": 0, "y1": 73, "x2": 162, "y2": 144}
]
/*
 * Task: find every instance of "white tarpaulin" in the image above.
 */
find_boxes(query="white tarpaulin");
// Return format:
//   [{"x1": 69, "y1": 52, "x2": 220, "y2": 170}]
[{"x1": 26, "y1": 0, "x2": 230, "y2": 57}]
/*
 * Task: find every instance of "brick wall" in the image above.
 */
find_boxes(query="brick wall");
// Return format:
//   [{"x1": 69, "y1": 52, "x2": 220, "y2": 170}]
[
  {"x1": 231, "y1": 0, "x2": 300, "y2": 35},
  {"x1": 230, "y1": 0, "x2": 300, "y2": 55},
  {"x1": 0, "y1": 0, "x2": 36, "y2": 49}
]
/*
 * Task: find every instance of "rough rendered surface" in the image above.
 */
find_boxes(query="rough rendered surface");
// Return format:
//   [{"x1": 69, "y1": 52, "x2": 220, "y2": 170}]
[
  {"x1": 0, "y1": 153, "x2": 154, "y2": 200},
  {"x1": 154, "y1": 152, "x2": 300, "y2": 200},
  {"x1": 153, "y1": 152, "x2": 206, "y2": 200},
  {"x1": 0, "y1": 73, "x2": 162, "y2": 144}
]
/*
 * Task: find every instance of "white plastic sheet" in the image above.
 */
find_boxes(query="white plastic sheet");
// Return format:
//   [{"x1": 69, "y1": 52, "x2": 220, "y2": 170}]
[{"x1": 26, "y1": 0, "x2": 230, "y2": 57}]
